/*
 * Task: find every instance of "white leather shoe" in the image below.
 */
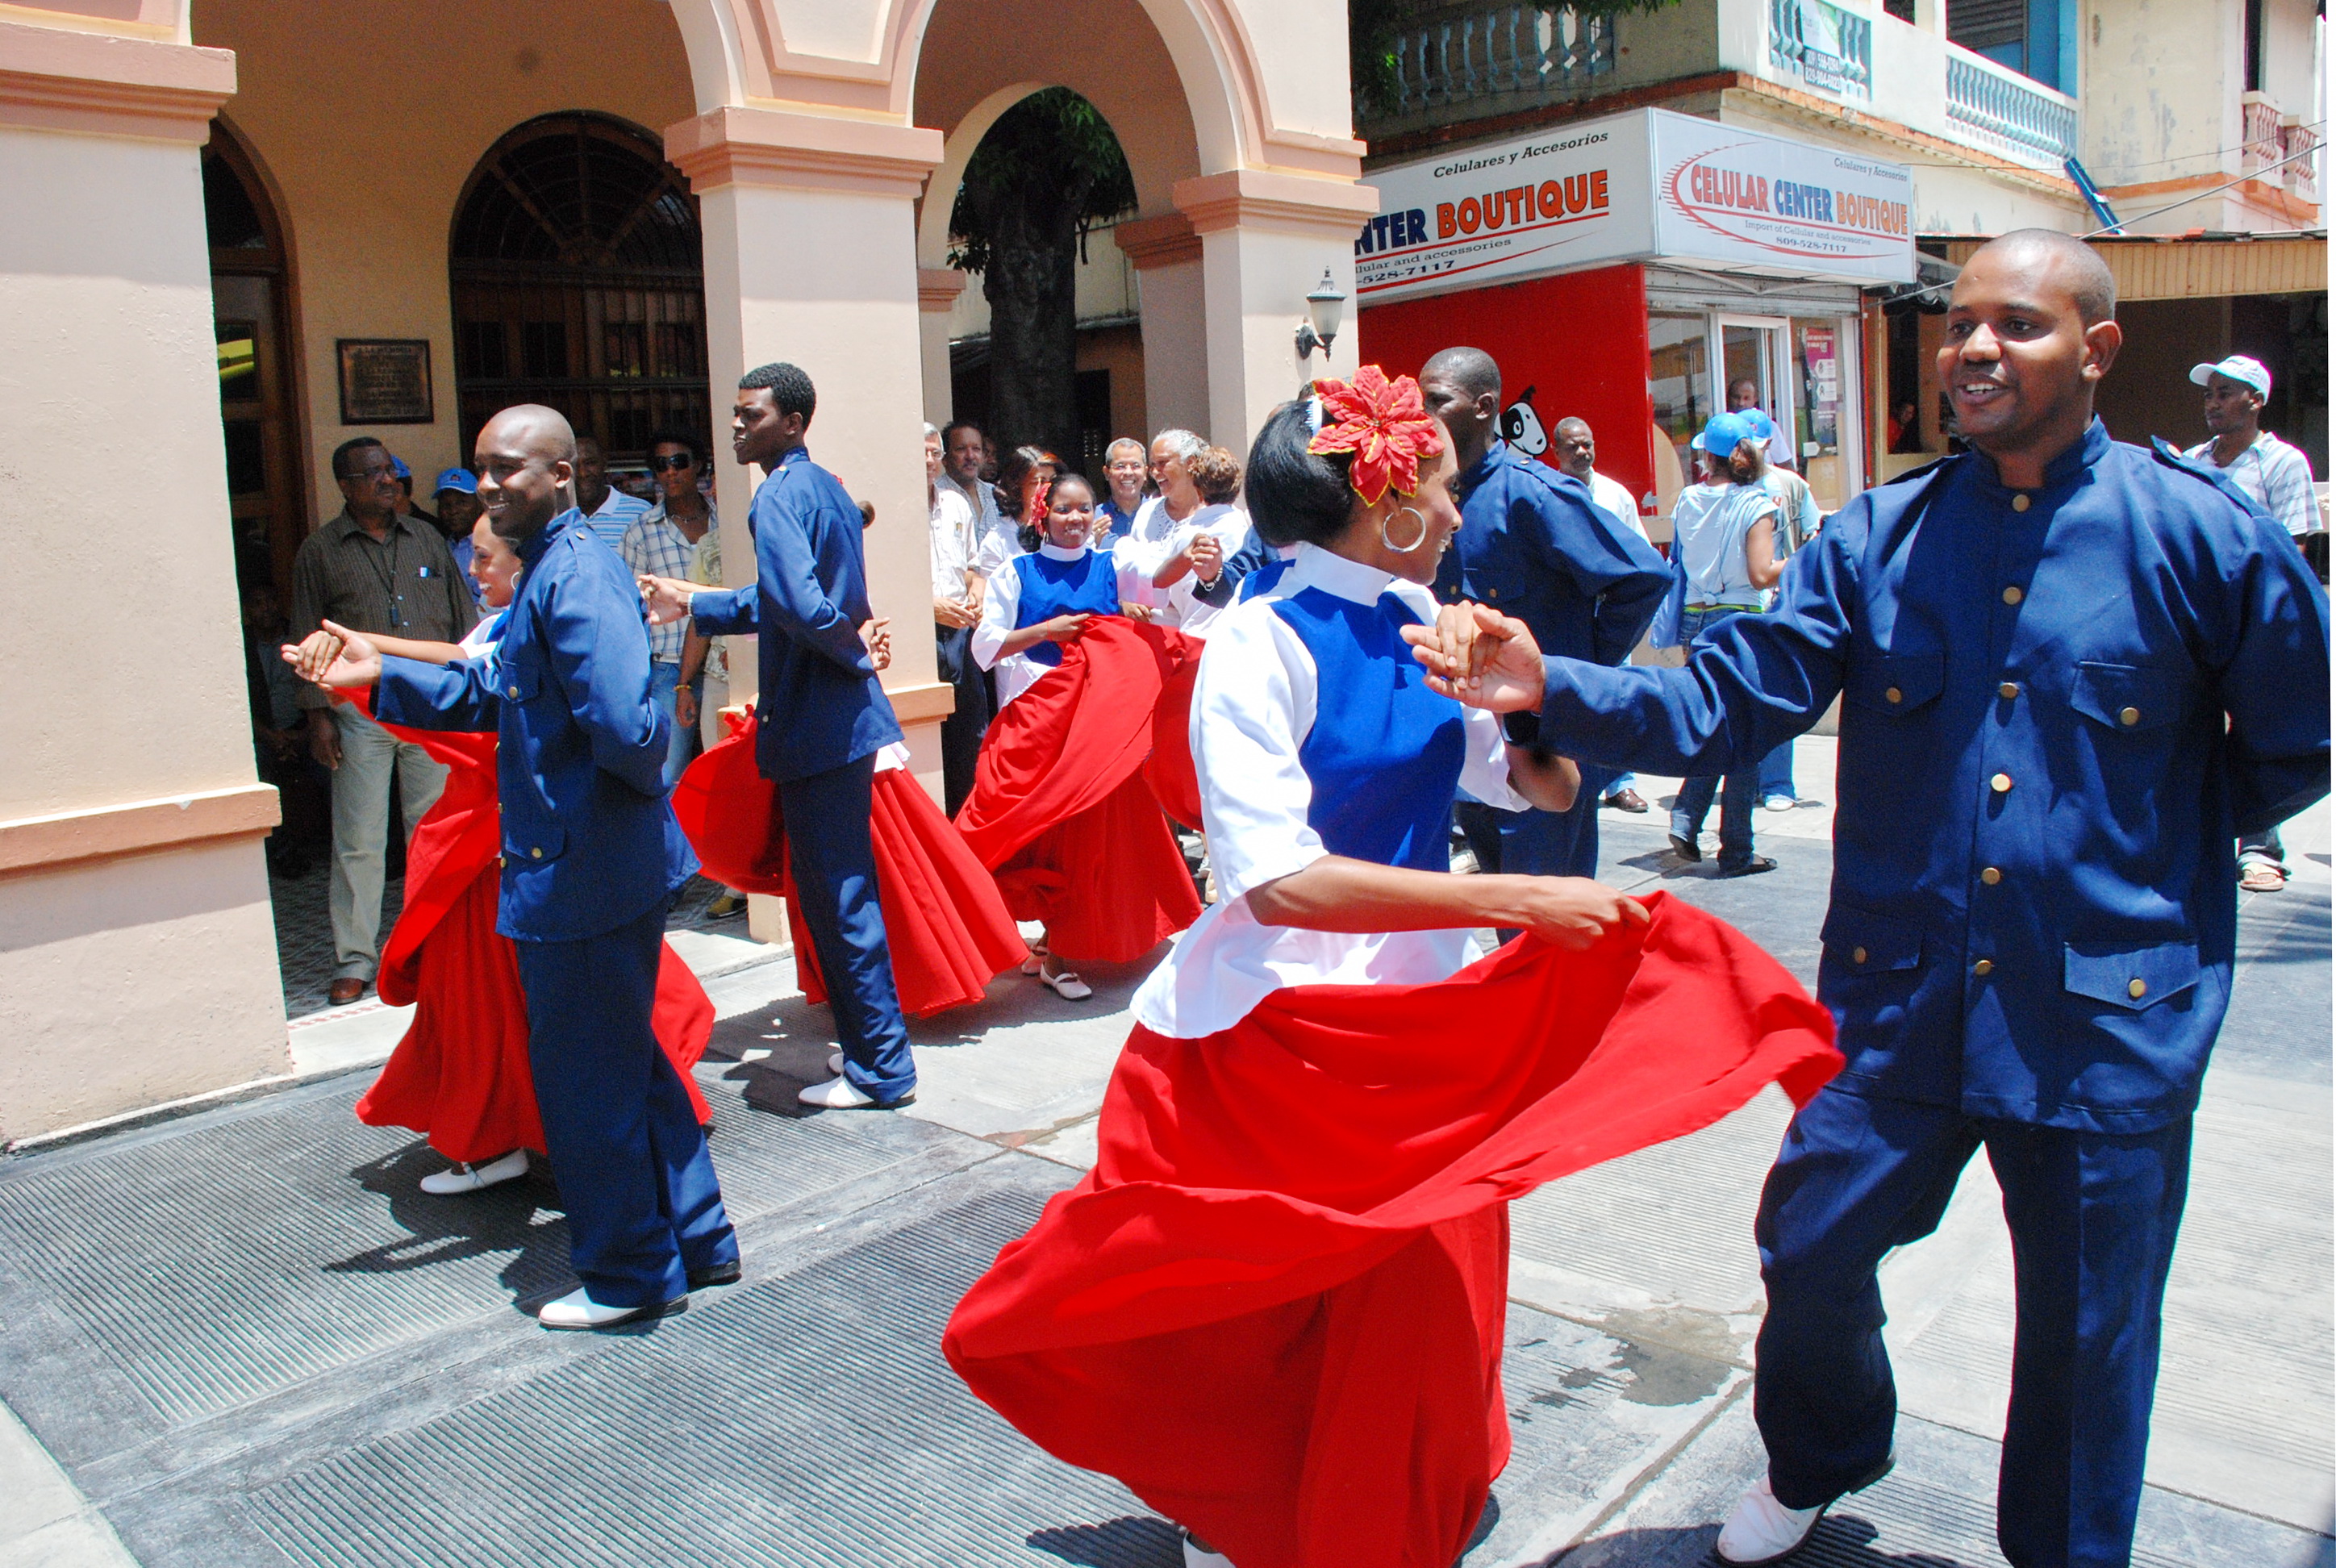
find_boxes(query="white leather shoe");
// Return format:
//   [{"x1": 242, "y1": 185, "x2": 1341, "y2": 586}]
[
  {"x1": 419, "y1": 1149, "x2": 528, "y2": 1195},
  {"x1": 536, "y1": 1287, "x2": 685, "y2": 1331},
  {"x1": 1037, "y1": 967, "x2": 1093, "y2": 1001},
  {"x1": 797, "y1": 1074, "x2": 914, "y2": 1109},
  {"x1": 827, "y1": 1050, "x2": 845, "y2": 1076},
  {"x1": 1180, "y1": 1528, "x2": 1233, "y2": 1568},
  {"x1": 1713, "y1": 1475, "x2": 1824, "y2": 1565}
]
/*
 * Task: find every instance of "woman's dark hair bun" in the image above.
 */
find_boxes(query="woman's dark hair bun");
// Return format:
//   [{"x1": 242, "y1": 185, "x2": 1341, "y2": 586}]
[{"x1": 1243, "y1": 400, "x2": 1356, "y2": 549}]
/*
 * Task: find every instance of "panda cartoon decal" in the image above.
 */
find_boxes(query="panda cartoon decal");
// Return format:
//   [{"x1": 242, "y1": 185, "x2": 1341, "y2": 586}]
[{"x1": 1498, "y1": 385, "x2": 1549, "y2": 456}]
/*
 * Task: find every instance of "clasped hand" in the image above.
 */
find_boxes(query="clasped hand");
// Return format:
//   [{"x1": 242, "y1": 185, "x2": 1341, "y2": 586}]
[
  {"x1": 1400, "y1": 602, "x2": 1547, "y2": 713},
  {"x1": 281, "y1": 619, "x2": 379, "y2": 690},
  {"x1": 637, "y1": 575, "x2": 698, "y2": 626}
]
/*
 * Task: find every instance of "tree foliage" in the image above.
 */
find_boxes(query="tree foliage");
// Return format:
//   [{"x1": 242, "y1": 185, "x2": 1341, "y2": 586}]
[{"x1": 947, "y1": 88, "x2": 1138, "y2": 461}]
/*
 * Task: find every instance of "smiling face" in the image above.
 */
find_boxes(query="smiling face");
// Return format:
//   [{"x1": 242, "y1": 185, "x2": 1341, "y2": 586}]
[
  {"x1": 1938, "y1": 241, "x2": 2121, "y2": 475},
  {"x1": 1041, "y1": 476, "x2": 1097, "y2": 550},
  {"x1": 469, "y1": 517, "x2": 524, "y2": 607},
  {"x1": 473, "y1": 406, "x2": 575, "y2": 544},
  {"x1": 1106, "y1": 442, "x2": 1147, "y2": 505},
  {"x1": 1149, "y1": 440, "x2": 1199, "y2": 509}
]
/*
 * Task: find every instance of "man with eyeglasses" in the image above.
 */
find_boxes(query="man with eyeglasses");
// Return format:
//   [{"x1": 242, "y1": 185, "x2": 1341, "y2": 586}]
[
  {"x1": 288, "y1": 436, "x2": 478, "y2": 1004},
  {"x1": 620, "y1": 431, "x2": 719, "y2": 786}
]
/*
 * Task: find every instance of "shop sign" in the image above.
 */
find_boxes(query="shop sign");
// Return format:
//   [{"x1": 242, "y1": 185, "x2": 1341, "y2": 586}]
[{"x1": 1358, "y1": 109, "x2": 1913, "y2": 303}]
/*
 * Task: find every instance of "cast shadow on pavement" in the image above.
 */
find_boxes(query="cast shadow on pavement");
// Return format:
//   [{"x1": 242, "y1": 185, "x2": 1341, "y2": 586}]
[
  {"x1": 1556, "y1": 1515, "x2": 1971, "y2": 1566},
  {"x1": 327, "y1": 1142, "x2": 585, "y2": 1316},
  {"x1": 1025, "y1": 1516, "x2": 1182, "y2": 1566}
]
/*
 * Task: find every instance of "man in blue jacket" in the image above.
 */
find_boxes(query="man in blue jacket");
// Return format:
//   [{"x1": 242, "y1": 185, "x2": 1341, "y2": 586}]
[
  {"x1": 311, "y1": 404, "x2": 737, "y2": 1332},
  {"x1": 1408, "y1": 231, "x2": 2330, "y2": 1566},
  {"x1": 642, "y1": 362, "x2": 916, "y2": 1111},
  {"x1": 1419, "y1": 347, "x2": 1671, "y2": 885}
]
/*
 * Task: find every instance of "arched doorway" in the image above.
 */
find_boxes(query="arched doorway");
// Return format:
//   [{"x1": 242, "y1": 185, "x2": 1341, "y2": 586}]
[
  {"x1": 448, "y1": 113, "x2": 711, "y2": 469},
  {"x1": 203, "y1": 122, "x2": 304, "y2": 602}
]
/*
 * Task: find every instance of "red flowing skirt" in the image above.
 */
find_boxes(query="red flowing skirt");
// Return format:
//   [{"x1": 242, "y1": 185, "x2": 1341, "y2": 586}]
[
  {"x1": 955, "y1": 617, "x2": 1205, "y2": 965},
  {"x1": 671, "y1": 718, "x2": 1027, "y2": 1017},
  {"x1": 945, "y1": 894, "x2": 1842, "y2": 1568},
  {"x1": 355, "y1": 719, "x2": 713, "y2": 1161}
]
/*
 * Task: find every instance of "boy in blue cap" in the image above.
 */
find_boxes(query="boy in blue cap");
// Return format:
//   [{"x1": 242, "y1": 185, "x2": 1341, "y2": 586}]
[{"x1": 1412, "y1": 229, "x2": 2330, "y2": 1566}]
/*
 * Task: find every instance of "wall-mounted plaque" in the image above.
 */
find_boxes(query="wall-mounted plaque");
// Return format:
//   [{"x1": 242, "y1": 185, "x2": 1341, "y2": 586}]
[{"x1": 336, "y1": 339, "x2": 433, "y2": 424}]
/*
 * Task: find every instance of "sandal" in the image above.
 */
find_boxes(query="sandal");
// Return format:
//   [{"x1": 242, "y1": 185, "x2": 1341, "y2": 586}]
[
  {"x1": 1020, "y1": 939, "x2": 1048, "y2": 977},
  {"x1": 2240, "y1": 861, "x2": 2288, "y2": 892}
]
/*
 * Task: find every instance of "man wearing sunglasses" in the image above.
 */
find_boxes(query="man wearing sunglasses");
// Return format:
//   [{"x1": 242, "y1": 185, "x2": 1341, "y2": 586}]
[{"x1": 620, "y1": 431, "x2": 718, "y2": 786}]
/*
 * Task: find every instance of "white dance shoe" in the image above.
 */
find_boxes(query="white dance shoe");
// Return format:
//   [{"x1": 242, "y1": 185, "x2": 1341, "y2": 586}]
[
  {"x1": 827, "y1": 1050, "x2": 845, "y2": 1076},
  {"x1": 797, "y1": 1074, "x2": 915, "y2": 1109},
  {"x1": 419, "y1": 1149, "x2": 528, "y2": 1195},
  {"x1": 1037, "y1": 966, "x2": 1093, "y2": 1000},
  {"x1": 1714, "y1": 1474, "x2": 1827, "y2": 1564},
  {"x1": 1180, "y1": 1528, "x2": 1233, "y2": 1568},
  {"x1": 536, "y1": 1287, "x2": 685, "y2": 1332}
]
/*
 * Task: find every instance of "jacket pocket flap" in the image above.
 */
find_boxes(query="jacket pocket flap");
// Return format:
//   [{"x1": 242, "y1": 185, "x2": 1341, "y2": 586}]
[
  {"x1": 2068, "y1": 662, "x2": 2186, "y2": 732},
  {"x1": 1846, "y1": 651, "x2": 1945, "y2": 715},
  {"x1": 2063, "y1": 940, "x2": 2200, "y2": 1009},
  {"x1": 1821, "y1": 906, "x2": 1923, "y2": 970},
  {"x1": 503, "y1": 819, "x2": 566, "y2": 864}
]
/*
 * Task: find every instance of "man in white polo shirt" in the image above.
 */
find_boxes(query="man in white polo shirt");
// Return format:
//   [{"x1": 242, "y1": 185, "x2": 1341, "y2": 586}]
[{"x1": 2185, "y1": 352, "x2": 2320, "y2": 893}]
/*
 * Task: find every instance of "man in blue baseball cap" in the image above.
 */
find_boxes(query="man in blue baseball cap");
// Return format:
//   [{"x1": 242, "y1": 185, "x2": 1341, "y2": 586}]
[{"x1": 433, "y1": 468, "x2": 482, "y2": 596}]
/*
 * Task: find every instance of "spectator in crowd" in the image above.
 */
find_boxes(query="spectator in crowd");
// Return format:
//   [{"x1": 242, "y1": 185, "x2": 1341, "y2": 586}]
[
  {"x1": 1660, "y1": 412, "x2": 1781, "y2": 877},
  {"x1": 1420, "y1": 346, "x2": 1670, "y2": 892},
  {"x1": 574, "y1": 433, "x2": 650, "y2": 550},
  {"x1": 678, "y1": 490, "x2": 743, "y2": 920},
  {"x1": 927, "y1": 422, "x2": 990, "y2": 814},
  {"x1": 1116, "y1": 429, "x2": 1211, "y2": 619},
  {"x1": 976, "y1": 447, "x2": 1062, "y2": 579},
  {"x1": 1095, "y1": 437, "x2": 1149, "y2": 544},
  {"x1": 433, "y1": 469, "x2": 482, "y2": 595},
  {"x1": 2184, "y1": 353, "x2": 2321, "y2": 890},
  {"x1": 622, "y1": 430, "x2": 719, "y2": 788},
  {"x1": 939, "y1": 421, "x2": 1003, "y2": 557},
  {"x1": 1554, "y1": 415, "x2": 1653, "y2": 814},
  {"x1": 1729, "y1": 377, "x2": 1798, "y2": 469},
  {"x1": 1888, "y1": 398, "x2": 1921, "y2": 453},
  {"x1": 1754, "y1": 443, "x2": 1825, "y2": 813},
  {"x1": 241, "y1": 582, "x2": 324, "y2": 878},
  {"x1": 390, "y1": 454, "x2": 439, "y2": 532},
  {"x1": 1147, "y1": 444, "x2": 1251, "y2": 635},
  {"x1": 288, "y1": 436, "x2": 478, "y2": 1004}
]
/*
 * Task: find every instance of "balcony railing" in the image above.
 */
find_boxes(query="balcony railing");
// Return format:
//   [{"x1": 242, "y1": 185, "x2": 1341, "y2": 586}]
[
  {"x1": 2281, "y1": 120, "x2": 2320, "y2": 203},
  {"x1": 1769, "y1": 0, "x2": 1873, "y2": 102},
  {"x1": 1366, "y1": 3, "x2": 1616, "y2": 127},
  {"x1": 1943, "y1": 50, "x2": 2078, "y2": 163},
  {"x1": 2241, "y1": 90, "x2": 2285, "y2": 177}
]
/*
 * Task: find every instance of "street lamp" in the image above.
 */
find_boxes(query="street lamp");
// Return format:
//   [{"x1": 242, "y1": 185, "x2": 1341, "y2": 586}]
[{"x1": 1295, "y1": 269, "x2": 1347, "y2": 361}]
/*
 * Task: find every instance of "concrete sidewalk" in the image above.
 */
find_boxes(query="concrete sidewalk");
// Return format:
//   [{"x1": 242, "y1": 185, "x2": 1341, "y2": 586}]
[{"x1": 0, "y1": 739, "x2": 2326, "y2": 1566}]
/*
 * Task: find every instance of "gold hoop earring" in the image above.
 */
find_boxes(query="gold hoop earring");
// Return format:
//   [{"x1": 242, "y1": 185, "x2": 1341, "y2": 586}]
[{"x1": 1380, "y1": 505, "x2": 1429, "y2": 553}]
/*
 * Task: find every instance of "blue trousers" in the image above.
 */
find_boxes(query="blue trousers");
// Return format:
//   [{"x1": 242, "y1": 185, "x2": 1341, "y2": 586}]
[
  {"x1": 782, "y1": 753, "x2": 916, "y2": 1102},
  {"x1": 1671, "y1": 607, "x2": 1762, "y2": 869},
  {"x1": 512, "y1": 901, "x2": 737, "y2": 1307},
  {"x1": 934, "y1": 622, "x2": 991, "y2": 819},
  {"x1": 649, "y1": 661, "x2": 699, "y2": 790},
  {"x1": 1754, "y1": 1086, "x2": 2192, "y2": 1568},
  {"x1": 1758, "y1": 739, "x2": 1796, "y2": 801},
  {"x1": 1454, "y1": 763, "x2": 1606, "y2": 882}
]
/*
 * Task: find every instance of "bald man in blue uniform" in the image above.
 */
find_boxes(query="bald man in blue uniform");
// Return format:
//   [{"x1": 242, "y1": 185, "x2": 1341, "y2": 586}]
[
  {"x1": 323, "y1": 404, "x2": 737, "y2": 1332},
  {"x1": 1412, "y1": 233, "x2": 2330, "y2": 1566},
  {"x1": 644, "y1": 361, "x2": 916, "y2": 1111},
  {"x1": 1419, "y1": 348, "x2": 1671, "y2": 885}
]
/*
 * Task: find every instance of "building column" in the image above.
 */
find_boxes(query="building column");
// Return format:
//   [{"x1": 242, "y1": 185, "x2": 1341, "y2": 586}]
[
  {"x1": 665, "y1": 106, "x2": 953, "y2": 803},
  {"x1": 1175, "y1": 169, "x2": 1379, "y2": 453},
  {"x1": 0, "y1": 19, "x2": 296, "y2": 1142},
  {"x1": 1115, "y1": 213, "x2": 1211, "y2": 440},
  {"x1": 917, "y1": 269, "x2": 966, "y2": 427}
]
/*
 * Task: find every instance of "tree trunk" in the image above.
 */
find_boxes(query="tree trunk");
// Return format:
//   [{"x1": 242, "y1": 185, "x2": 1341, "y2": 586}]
[{"x1": 982, "y1": 188, "x2": 1085, "y2": 467}]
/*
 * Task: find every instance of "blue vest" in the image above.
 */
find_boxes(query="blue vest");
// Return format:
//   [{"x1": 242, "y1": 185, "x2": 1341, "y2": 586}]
[
  {"x1": 1270, "y1": 586, "x2": 1464, "y2": 874},
  {"x1": 1012, "y1": 548, "x2": 1121, "y2": 668}
]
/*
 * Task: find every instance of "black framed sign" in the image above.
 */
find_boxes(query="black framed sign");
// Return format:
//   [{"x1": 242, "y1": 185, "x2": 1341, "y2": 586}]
[{"x1": 336, "y1": 339, "x2": 433, "y2": 424}]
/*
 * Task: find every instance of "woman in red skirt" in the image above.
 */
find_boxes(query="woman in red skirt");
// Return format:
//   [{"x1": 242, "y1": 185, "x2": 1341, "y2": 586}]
[
  {"x1": 290, "y1": 519, "x2": 715, "y2": 1196},
  {"x1": 959, "y1": 472, "x2": 1203, "y2": 1001},
  {"x1": 944, "y1": 371, "x2": 1841, "y2": 1568}
]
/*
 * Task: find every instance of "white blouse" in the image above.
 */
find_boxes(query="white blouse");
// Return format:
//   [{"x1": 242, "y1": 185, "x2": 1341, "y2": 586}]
[
  {"x1": 1156, "y1": 504, "x2": 1254, "y2": 637},
  {"x1": 1130, "y1": 544, "x2": 1528, "y2": 1040},
  {"x1": 970, "y1": 542, "x2": 1098, "y2": 711}
]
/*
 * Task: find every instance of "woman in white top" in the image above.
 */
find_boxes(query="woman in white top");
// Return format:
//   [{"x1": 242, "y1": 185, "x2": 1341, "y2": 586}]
[
  {"x1": 1113, "y1": 427, "x2": 1209, "y2": 618},
  {"x1": 970, "y1": 445, "x2": 1060, "y2": 580},
  {"x1": 1147, "y1": 444, "x2": 1253, "y2": 636},
  {"x1": 1662, "y1": 412, "x2": 1782, "y2": 877}
]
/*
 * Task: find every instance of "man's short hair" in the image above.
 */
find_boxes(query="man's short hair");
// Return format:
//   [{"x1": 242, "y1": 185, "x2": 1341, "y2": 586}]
[
  {"x1": 644, "y1": 427, "x2": 703, "y2": 466},
  {"x1": 941, "y1": 419, "x2": 984, "y2": 450},
  {"x1": 1554, "y1": 416, "x2": 1592, "y2": 436},
  {"x1": 1421, "y1": 346, "x2": 1501, "y2": 400},
  {"x1": 332, "y1": 436, "x2": 385, "y2": 480},
  {"x1": 1977, "y1": 228, "x2": 2118, "y2": 324},
  {"x1": 740, "y1": 361, "x2": 816, "y2": 427},
  {"x1": 1106, "y1": 436, "x2": 1146, "y2": 462},
  {"x1": 923, "y1": 422, "x2": 941, "y2": 441}
]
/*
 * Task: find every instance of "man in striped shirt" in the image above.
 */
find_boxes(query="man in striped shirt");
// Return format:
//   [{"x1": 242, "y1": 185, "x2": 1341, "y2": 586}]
[
  {"x1": 574, "y1": 433, "x2": 652, "y2": 550},
  {"x1": 2184, "y1": 354, "x2": 2321, "y2": 892}
]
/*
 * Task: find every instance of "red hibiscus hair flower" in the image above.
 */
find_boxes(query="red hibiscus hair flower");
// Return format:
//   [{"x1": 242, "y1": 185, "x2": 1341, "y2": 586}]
[{"x1": 1306, "y1": 365, "x2": 1446, "y2": 506}]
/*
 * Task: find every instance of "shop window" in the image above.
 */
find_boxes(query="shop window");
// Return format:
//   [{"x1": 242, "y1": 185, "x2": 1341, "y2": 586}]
[
  {"x1": 1792, "y1": 318, "x2": 1853, "y2": 509},
  {"x1": 1648, "y1": 313, "x2": 1710, "y2": 521},
  {"x1": 449, "y1": 112, "x2": 712, "y2": 466}
]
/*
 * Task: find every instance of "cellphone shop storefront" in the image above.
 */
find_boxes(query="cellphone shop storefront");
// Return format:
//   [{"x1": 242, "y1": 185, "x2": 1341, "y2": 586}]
[{"x1": 1355, "y1": 107, "x2": 1917, "y2": 542}]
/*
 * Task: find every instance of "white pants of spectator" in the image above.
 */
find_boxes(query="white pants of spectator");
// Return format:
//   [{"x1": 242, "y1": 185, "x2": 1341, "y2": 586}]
[{"x1": 327, "y1": 703, "x2": 446, "y2": 982}]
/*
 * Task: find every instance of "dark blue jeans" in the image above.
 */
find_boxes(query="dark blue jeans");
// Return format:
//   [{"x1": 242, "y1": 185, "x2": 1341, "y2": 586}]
[{"x1": 1669, "y1": 607, "x2": 1762, "y2": 869}]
